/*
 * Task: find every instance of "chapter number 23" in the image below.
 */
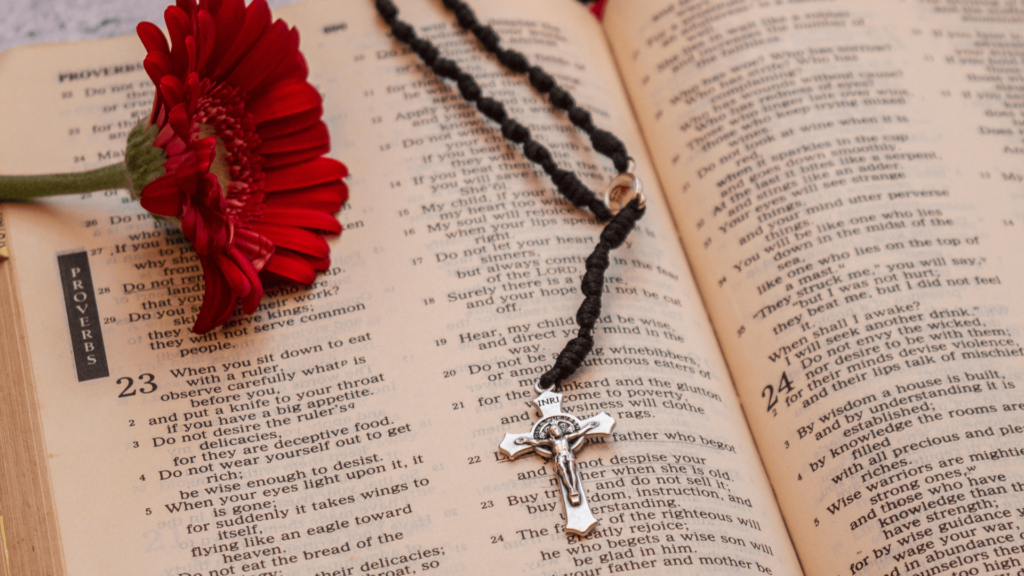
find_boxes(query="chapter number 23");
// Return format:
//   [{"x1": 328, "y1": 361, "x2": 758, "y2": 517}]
[{"x1": 118, "y1": 374, "x2": 157, "y2": 398}]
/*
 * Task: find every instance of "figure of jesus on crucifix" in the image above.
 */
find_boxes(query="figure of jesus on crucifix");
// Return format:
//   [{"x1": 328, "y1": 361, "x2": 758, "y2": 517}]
[
  {"x1": 515, "y1": 420, "x2": 598, "y2": 505},
  {"x1": 500, "y1": 389, "x2": 615, "y2": 536}
]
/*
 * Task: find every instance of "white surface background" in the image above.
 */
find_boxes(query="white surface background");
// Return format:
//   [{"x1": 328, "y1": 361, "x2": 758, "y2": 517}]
[{"x1": 0, "y1": 0, "x2": 297, "y2": 53}]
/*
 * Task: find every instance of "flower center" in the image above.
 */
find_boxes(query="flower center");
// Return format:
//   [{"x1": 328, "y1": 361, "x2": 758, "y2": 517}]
[
  {"x1": 193, "y1": 81, "x2": 264, "y2": 222},
  {"x1": 196, "y1": 124, "x2": 233, "y2": 192}
]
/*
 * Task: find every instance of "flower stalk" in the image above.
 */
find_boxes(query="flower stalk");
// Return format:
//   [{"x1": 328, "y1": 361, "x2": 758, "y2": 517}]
[{"x1": 0, "y1": 164, "x2": 129, "y2": 200}]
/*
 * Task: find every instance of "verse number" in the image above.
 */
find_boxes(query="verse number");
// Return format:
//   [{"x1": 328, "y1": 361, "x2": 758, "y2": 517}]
[
  {"x1": 481, "y1": 501, "x2": 494, "y2": 509},
  {"x1": 467, "y1": 456, "x2": 481, "y2": 465},
  {"x1": 118, "y1": 373, "x2": 157, "y2": 398},
  {"x1": 762, "y1": 371, "x2": 794, "y2": 414}
]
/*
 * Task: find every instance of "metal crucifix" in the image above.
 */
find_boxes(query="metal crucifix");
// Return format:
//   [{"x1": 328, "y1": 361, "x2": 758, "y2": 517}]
[{"x1": 499, "y1": 389, "x2": 615, "y2": 536}]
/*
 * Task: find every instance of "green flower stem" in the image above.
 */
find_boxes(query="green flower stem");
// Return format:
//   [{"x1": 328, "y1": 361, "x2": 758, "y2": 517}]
[{"x1": 0, "y1": 163, "x2": 129, "y2": 200}]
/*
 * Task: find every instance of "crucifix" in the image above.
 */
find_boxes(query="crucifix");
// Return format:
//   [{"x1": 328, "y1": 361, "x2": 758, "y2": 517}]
[{"x1": 499, "y1": 389, "x2": 615, "y2": 536}]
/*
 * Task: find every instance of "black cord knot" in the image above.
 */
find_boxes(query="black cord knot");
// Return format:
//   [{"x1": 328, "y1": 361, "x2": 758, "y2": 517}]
[
  {"x1": 375, "y1": 0, "x2": 398, "y2": 22},
  {"x1": 457, "y1": 74, "x2": 482, "y2": 101},
  {"x1": 432, "y1": 58, "x2": 461, "y2": 79},
  {"x1": 476, "y1": 97, "x2": 507, "y2": 123},
  {"x1": 585, "y1": 248, "x2": 610, "y2": 271},
  {"x1": 549, "y1": 87, "x2": 575, "y2": 111},
  {"x1": 452, "y1": 4, "x2": 476, "y2": 28},
  {"x1": 410, "y1": 38, "x2": 439, "y2": 65},
  {"x1": 472, "y1": 24, "x2": 500, "y2": 51},
  {"x1": 523, "y1": 140, "x2": 554, "y2": 170},
  {"x1": 498, "y1": 49, "x2": 530, "y2": 73},
  {"x1": 501, "y1": 119, "x2": 530, "y2": 143},
  {"x1": 390, "y1": 20, "x2": 416, "y2": 43},
  {"x1": 590, "y1": 129, "x2": 628, "y2": 167},
  {"x1": 600, "y1": 203, "x2": 641, "y2": 248},
  {"x1": 528, "y1": 66, "x2": 555, "y2": 93},
  {"x1": 568, "y1": 107, "x2": 594, "y2": 132}
]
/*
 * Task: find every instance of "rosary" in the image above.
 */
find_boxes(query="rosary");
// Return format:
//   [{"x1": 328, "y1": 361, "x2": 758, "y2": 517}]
[{"x1": 376, "y1": 0, "x2": 645, "y2": 537}]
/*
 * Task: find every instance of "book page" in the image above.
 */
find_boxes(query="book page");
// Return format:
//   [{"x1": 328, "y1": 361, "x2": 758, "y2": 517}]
[
  {"x1": 0, "y1": 0, "x2": 802, "y2": 574},
  {"x1": 605, "y1": 0, "x2": 1024, "y2": 574}
]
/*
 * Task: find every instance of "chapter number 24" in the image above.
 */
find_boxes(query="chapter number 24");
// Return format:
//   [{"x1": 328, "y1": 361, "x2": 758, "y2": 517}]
[{"x1": 762, "y1": 372, "x2": 794, "y2": 416}]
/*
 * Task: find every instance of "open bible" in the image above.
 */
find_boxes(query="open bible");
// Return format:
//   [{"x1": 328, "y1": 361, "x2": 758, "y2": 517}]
[{"x1": 1, "y1": 0, "x2": 1022, "y2": 574}]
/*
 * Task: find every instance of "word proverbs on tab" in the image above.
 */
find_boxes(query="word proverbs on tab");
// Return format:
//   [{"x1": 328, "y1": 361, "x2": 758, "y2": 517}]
[{"x1": 57, "y1": 251, "x2": 109, "y2": 381}]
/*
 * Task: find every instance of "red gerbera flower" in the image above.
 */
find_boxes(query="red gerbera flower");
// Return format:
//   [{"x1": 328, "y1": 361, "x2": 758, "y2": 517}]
[{"x1": 135, "y1": 0, "x2": 347, "y2": 333}]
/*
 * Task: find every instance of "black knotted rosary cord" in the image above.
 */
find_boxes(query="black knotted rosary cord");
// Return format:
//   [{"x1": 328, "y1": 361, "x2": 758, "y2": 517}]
[
  {"x1": 437, "y1": 0, "x2": 630, "y2": 172},
  {"x1": 376, "y1": 0, "x2": 645, "y2": 392},
  {"x1": 375, "y1": 0, "x2": 629, "y2": 222}
]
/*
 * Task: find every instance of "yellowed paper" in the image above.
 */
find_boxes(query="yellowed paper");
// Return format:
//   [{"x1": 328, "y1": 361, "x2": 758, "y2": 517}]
[
  {"x1": 605, "y1": 0, "x2": 1024, "y2": 574},
  {"x1": 0, "y1": 0, "x2": 801, "y2": 574}
]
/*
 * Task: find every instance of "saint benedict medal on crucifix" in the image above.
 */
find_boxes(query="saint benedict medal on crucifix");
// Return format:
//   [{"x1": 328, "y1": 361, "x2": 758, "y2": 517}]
[{"x1": 499, "y1": 389, "x2": 615, "y2": 536}]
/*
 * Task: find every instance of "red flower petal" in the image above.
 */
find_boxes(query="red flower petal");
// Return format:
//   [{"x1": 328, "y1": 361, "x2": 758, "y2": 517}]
[
  {"x1": 263, "y1": 158, "x2": 346, "y2": 192},
  {"x1": 168, "y1": 103, "x2": 192, "y2": 142},
  {"x1": 176, "y1": 0, "x2": 196, "y2": 17},
  {"x1": 229, "y1": 248, "x2": 264, "y2": 313},
  {"x1": 233, "y1": 228, "x2": 274, "y2": 270},
  {"x1": 225, "y1": 20, "x2": 293, "y2": 95},
  {"x1": 263, "y1": 182, "x2": 348, "y2": 212},
  {"x1": 202, "y1": 0, "x2": 223, "y2": 14},
  {"x1": 211, "y1": 0, "x2": 270, "y2": 80},
  {"x1": 160, "y1": 75, "x2": 185, "y2": 109},
  {"x1": 308, "y1": 255, "x2": 331, "y2": 272},
  {"x1": 143, "y1": 51, "x2": 173, "y2": 89},
  {"x1": 215, "y1": 252, "x2": 252, "y2": 297},
  {"x1": 139, "y1": 174, "x2": 185, "y2": 216},
  {"x1": 248, "y1": 222, "x2": 329, "y2": 259},
  {"x1": 256, "y1": 106, "x2": 323, "y2": 139},
  {"x1": 248, "y1": 80, "x2": 321, "y2": 125},
  {"x1": 137, "y1": 22, "x2": 170, "y2": 55},
  {"x1": 207, "y1": 0, "x2": 245, "y2": 74},
  {"x1": 263, "y1": 248, "x2": 316, "y2": 285},
  {"x1": 195, "y1": 10, "x2": 216, "y2": 73},
  {"x1": 186, "y1": 35, "x2": 198, "y2": 72},
  {"x1": 258, "y1": 207, "x2": 341, "y2": 233},
  {"x1": 164, "y1": 6, "x2": 192, "y2": 76},
  {"x1": 193, "y1": 256, "x2": 239, "y2": 333},
  {"x1": 246, "y1": 31, "x2": 305, "y2": 101},
  {"x1": 258, "y1": 122, "x2": 328, "y2": 154},
  {"x1": 262, "y1": 144, "x2": 331, "y2": 169}
]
